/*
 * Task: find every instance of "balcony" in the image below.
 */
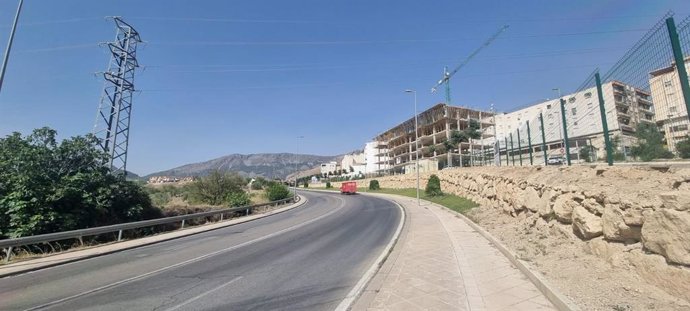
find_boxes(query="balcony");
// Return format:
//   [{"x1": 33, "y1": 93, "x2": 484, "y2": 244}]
[{"x1": 637, "y1": 97, "x2": 652, "y2": 104}]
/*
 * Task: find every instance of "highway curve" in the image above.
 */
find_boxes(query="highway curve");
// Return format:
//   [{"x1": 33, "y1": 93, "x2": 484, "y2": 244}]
[{"x1": 0, "y1": 191, "x2": 402, "y2": 311}]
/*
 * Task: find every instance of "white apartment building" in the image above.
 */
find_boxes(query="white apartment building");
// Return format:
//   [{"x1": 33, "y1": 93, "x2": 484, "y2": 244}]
[
  {"x1": 363, "y1": 141, "x2": 389, "y2": 174},
  {"x1": 650, "y1": 58, "x2": 690, "y2": 154},
  {"x1": 493, "y1": 81, "x2": 654, "y2": 162},
  {"x1": 320, "y1": 161, "x2": 338, "y2": 175}
]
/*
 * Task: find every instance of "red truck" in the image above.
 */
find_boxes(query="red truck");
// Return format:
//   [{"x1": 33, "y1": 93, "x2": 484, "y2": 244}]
[{"x1": 340, "y1": 181, "x2": 357, "y2": 194}]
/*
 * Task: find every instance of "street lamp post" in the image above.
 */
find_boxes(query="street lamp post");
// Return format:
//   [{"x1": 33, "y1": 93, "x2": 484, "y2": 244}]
[
  {"x1": 405, "y1": 89, "x2": 420, "y2": 206},
  {"x1": 295, "y1": 136, "x2": 304, "y2": 201},
  {"x1": 0, "y1": 0, "x2": 24, "y2": 95}
]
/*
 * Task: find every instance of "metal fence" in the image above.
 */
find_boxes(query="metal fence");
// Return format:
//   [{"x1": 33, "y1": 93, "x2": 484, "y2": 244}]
[
  {"x1": 1, "y1": 196, "x2": 298, "y2": 262},
  {"x1": 493, "y1": 12, "x2": 690, "y2": 167}
]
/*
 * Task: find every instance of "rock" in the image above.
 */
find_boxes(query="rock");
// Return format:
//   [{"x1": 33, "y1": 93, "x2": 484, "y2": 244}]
[
  {"x1": 572, "y1": 205, "x2": 603, "y2": 239},
  {"x1": 602, "y1": 205, "x2": 641, "y2": 242},
  {"x1": 582, "y1": 198, "x2": 604, "y2": 216},
  {"x1": 522, "y1": 187, "x2": 545, "y2": 213},
  {"x1": 659, "y1": 191, "x2": 690, "y2": 211},
  {"x1": 553, "y1": 194, "x2": 580, "y2": 224},
  {"x1": 642, "y1": 209, "x2": 690, "y2": 266}
]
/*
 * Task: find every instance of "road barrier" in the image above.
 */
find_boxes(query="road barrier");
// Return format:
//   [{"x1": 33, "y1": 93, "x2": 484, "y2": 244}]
[{"x1": 0, "y1": 197, "x2": 298, "y2": 262}]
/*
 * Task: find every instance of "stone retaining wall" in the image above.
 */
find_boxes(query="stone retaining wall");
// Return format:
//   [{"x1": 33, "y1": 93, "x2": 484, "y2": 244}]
[{"x1": 337, "y1": 166, "x2": 690, "y2": 266}]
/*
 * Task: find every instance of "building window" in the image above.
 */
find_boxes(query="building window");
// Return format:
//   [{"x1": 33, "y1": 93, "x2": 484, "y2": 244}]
[
  {"x1": 569, "y1": 97, "x2": 576, "y2": 103},
  {"x1": 664, "y1": 81, "x2": 673, "y2": 87},
  {"x1": 571, "y1": 107, "x2": 577, "y2": 115},
  {"x1": 584, "y1": 92, "x2": 592, "y2": 98},
  {"x1": 671, "y1": 106, "x2": 678, "y2": 113},
  {"x1": 573, "y1": 121, "x2": 578, "y2": 126},
  {"x1": 546, "y1": 104, "x2": 552, "y2": 109}
]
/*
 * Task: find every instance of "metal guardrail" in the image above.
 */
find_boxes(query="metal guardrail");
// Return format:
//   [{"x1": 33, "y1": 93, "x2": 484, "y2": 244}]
[{"x1": 1, "y1": 196, "x2": 298, "y2": 262}]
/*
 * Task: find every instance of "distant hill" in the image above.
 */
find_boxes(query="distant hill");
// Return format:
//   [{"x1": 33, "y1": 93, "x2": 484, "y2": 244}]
[{"x1": 144, "y1": 153, "x2": 341, "y2": 180}]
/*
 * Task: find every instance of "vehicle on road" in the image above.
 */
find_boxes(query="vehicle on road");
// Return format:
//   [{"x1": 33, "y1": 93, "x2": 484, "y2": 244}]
[
  {"x1": 547, "y1": 156, "x2": 564, "y2": 165},
  {"x1": 341, "y1": 181, "x2": 357, "y2": 194}
]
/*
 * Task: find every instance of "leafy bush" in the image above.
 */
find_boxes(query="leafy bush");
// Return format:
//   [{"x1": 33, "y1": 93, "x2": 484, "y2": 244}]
[
  {"x1": 425, "y1": 174, "x2": 443, "y2": 197},
  {"x1": 579, "y1": 147, "x2": 592, "y2": 162},
  {"x1": 226, "y1": 191, "x2": 251, "y2": 207},
  {"x1": 325, "y1": 181, "x2": 332, "y2": 188},
  {"x1": 185, "y1": 170, "x2": 246, "y2": 205},
  {"x1": 250, "y1": 177, "x2": 266, "y2": 190},
  {"x1": 677, "y1": 136, "x2": 690, "y2": 159},
  {"x1": 303, "y1": 181, "x2": 309, "y2": 188},
  {"x1": 0, "y1": 128, "x2": 161, "y2": 238},
  {"x1": 369, "y1": 180, "x2": 381, "y2": 190},
  {"x1": 266, "y1": 183, "x2": 291, "y2": 201},
  {"x1": 631, "y1": 123, "x2": 674, "y2": 161}
]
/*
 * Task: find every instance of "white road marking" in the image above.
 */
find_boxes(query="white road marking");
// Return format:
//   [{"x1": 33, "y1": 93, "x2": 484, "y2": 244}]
[
  {"x1": 163, "y1": 276, "x2": 243, "y2": 311},
  {"x1": 24, "y1": 196, "x2": 345, "y2": 311}
]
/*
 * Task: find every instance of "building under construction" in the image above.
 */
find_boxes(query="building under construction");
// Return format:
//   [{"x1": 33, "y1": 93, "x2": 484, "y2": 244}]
[{"x1": 373, "y1": 103, "x2": 495, "y2": 174}]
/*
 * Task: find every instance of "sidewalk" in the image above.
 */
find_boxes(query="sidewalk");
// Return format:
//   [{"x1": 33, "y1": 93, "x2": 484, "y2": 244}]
[{"x1": 353, "y1": 194, "x2": 558, "y2": 311}]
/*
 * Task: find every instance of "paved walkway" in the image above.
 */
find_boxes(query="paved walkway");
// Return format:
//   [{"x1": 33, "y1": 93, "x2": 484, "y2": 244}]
[{"x1": 354, "y1": 194, "x2": 557, "y2": 311}]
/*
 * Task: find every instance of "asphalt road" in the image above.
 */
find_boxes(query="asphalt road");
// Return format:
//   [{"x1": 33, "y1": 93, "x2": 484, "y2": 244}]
[{"x1": 0, "y1": 191, "x2": 401, "y2": 311}]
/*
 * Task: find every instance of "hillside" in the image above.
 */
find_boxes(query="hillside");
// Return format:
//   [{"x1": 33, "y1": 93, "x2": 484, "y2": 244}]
[{"x1": 144, "y1": 153, "x2": 340, "y2": 180}]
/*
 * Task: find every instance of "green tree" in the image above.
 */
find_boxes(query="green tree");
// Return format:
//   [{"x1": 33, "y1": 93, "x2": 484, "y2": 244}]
[
  {"x1": 631, "y1": 123, "x2": 674, "y2": 161},
  {"x1": 266, "y1": 183, "x2": 291, "y2": 201},
  {"x1": 227, "y1": 191, "x2": 251, "y2": 207},
  {"x1": 185, "y1": 170, "x2": 246, "y2": 205},
  {"x1": 325, "y1": 181, "x2": 332, "y2": 188},
  {"x1": 369, "y1": 180, "x2": 381, "y2": 190},
  {"x1": 579, "y1": 147, "x2": 592, "y2": 163},
  {"x1": 425, "y1": 174, "x2": 443, "y2": 197},
  {"x1": 676, "y1": 136, "x2": 690, "y2": 159},
  {"x1": 0, "y1": 128, "x2": 160, "y2": 238}
]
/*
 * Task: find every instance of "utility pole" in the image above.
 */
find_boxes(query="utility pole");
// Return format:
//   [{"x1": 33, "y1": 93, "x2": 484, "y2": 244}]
[
  {"x1": 0, "y1": 0, "x2": 23, "y2": 95},
  {"x1": 405, "y1": 89, "x2": 420, "y2": 207},
  {"x1": 294, "y1": 136, "x2": 304, "y2": 201},
  {"x1": 93, "y1": 17, "x2": 142, "y2": 177}
]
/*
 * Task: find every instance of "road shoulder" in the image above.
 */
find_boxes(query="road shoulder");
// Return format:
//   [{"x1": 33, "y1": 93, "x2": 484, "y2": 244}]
[{"x1": 0, "y1": 196, "x2": 307, "y2": 278}]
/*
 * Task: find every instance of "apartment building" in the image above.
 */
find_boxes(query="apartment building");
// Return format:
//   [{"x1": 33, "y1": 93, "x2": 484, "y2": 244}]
[
  {"x1": 649, "y1": 58, "x2": 690, "y2": 153},
  {"x1": 493, "y1": 80, "x2": 654, "y2": 162},
  {"x1": 373, "y1": 103, "x2": 495, "y2": 174}
]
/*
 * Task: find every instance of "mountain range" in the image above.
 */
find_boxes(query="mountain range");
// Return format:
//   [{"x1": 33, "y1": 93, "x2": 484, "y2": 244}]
[{"x1": 143, "y1": 153, "x2": 341, "y2": 180}]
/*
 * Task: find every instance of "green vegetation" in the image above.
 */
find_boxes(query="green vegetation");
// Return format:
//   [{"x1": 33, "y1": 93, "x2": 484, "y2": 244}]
[
  {"x1": 369, "y1": 180, "x2": 380, "y2": 190},
  {"x1": 0, "y1": 128, "x2": 161, "y2": 239},
  {"x1": 250, "y1": 177, "x2": 267, "y2": 190},
  {"x1": 631, "y1": 123, "x2": 674, "y2": 161},
  {"x1": 425, "y1": 174, "x2": 443, "y2": 196},
  {"x1": 185, "y1": 170, "x2": 247, "y2": 205},
  {"x1": 303, "y1": 181, "x2": 309, "y2": 188},
  {"x1": 610, "y1": 136, "x2": 626, "y2": 161},
  {"x1": 325, "y1": 181, "x2": 332, "y2": 188},
  {"x1": 266, "y1": 182, "x2": 291, "y2": 201},
  {"x1": 676, "y1": 136, "x2": 690, "y2": 159},
  {"x1": 370, "y1": 188, "x2": 479, "y2": 214},
  {"x1": 579, "y1": 147, "x2": 592, "y2": 162}
]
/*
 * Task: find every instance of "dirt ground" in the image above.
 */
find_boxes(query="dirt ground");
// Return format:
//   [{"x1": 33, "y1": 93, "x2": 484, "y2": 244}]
[{"x1": 467, "y1": 206, "x2": 690, "y2": 311}]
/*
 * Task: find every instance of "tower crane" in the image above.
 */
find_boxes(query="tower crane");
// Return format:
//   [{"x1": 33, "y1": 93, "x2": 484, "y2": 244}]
[{"x1": 432, "y1": 25, "x2": 509, "y2": 104}]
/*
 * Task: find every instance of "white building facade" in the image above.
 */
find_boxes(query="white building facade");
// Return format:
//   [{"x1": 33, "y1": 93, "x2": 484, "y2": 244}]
[{"x1": 650, "y1": 58, "x2": 690, "y2": 154}]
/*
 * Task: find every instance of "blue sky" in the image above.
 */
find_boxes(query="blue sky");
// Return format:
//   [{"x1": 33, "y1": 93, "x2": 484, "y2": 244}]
[{"x1": 1, "y1": 0, "x2": 690, "y2": 175}]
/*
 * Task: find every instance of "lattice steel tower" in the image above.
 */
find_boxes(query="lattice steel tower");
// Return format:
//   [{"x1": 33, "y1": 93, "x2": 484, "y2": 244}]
[{"x1": 93, "y1": 17, "x2": 142, "y2": 176}]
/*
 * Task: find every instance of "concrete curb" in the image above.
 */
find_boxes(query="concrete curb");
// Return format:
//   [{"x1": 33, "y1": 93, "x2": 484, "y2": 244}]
[
  {"x1": 434, "y1": 202, "x2": 581, "y2": 311},
  {"x1": 332, "y1": 192, "x2": 407, "y2": 311},
  {"x1": 0, "y1": 196, "x2": 307, "y2": 279}
]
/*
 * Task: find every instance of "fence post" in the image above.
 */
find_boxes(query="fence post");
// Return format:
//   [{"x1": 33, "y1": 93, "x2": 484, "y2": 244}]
[
  {"x1": 517, "y1": 129, "x2": 523, "y2": 166},
  {"x1": 595, "y1": 72, "x2": 614, "y2": 166},
  {"x1": 510, "y1": 133, "x2": 515, "y2": 166},
  {"x1": 559, "y1": 98, "x2": 572, "y2": 166},
  {"x1": 504, "y1": 137, "x2": 509, "y2": 166},
  {"x1": 539, "y1": 113, "x2": 547, "y2": 165},
  {"x1": 667, "y1": 17, "x2": 690, "y2": 119},
  {"x1": 527, "y1": 120, "x2": 534, "y2": 165}
]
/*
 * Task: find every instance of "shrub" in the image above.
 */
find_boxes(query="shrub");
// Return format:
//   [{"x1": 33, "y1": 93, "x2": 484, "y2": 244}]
[
  {"x1": 325, "y1": 181, "x2": 332, "y2": 188},
  {"x1": 425, "y1": 174, "x2": 443, "y2": 197},
  {"x1": 266, "y1": 183, "x2": 291, "y2": 201},
  {"x1": 226, "y1": 191, "x2": 251, "y2": 207},
  {"x1": 579, "y1": 147, "x2": 592, "y2": 162},
  {"x1": 369, "y1": 180, "x2": 380, "y2": 190},
  {"x1": 677, "y1": 136, "x2": 690, "y2": 158},
  {"x1": 303, "y1": 182, "x2": 309, "y2": 188}
]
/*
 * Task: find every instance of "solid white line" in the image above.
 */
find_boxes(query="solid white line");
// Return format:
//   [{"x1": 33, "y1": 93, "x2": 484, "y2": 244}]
[
  {"x1": 333, "y1": 195, "x2": 406, "y2": 311},
  {"x1": 163, "y1": 276, "x2": 243, "y2": 311},
  {"x1": 24, "y1": 196, "x2": 343, "y2": 311}
]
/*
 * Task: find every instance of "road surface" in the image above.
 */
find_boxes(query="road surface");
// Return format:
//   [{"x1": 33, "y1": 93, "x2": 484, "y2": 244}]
[{"x1": 0, "y1": 191, "x2": 401, "y2": 311}]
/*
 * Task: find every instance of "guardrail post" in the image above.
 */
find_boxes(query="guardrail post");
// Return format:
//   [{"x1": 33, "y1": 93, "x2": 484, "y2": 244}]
[
  {"x1": 245, "y1": 208, "x2": 249, "y2": 216},
  {"x1": 117, "y1": 230, "x2": 123, "y2": 241},
  {"x1": 181, "y1": 219, "x2": 185, "y2": 229},
  {"x1": 220, "y1": 213, "x2": 224, "y2": 221},
  {"x1": 78, "y1": 236, "x2": 83, "y2": 246},
  {"x1": 5, "y1": 247, "x2": 12, "y2": 263}
]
